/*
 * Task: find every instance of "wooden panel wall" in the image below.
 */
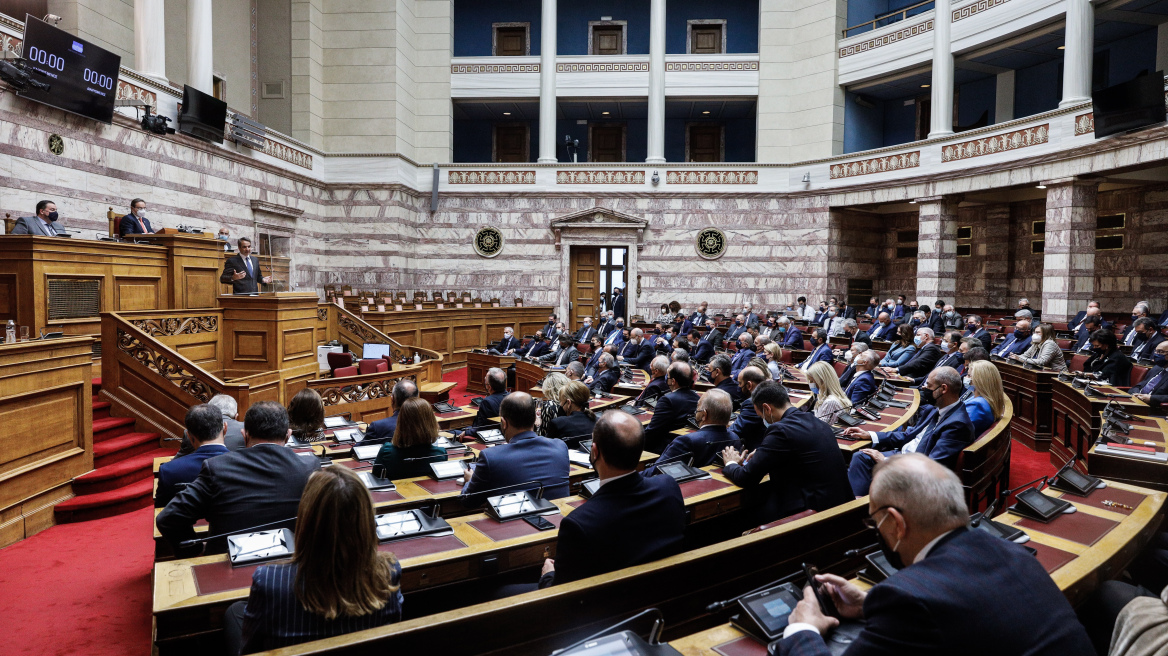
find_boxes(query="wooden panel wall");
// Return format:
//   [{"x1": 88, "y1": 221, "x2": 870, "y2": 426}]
[
  {"x1": 362, "y1": 306, "x2": 553, "y2": 371},
  {"x1": 219, "y1": 293, "x2": 322, "y2": 403}
]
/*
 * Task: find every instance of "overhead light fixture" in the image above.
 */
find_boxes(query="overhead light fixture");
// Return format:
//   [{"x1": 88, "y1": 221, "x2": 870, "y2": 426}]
[
  {"x1": 801, "y1": 172, "x2": 810, "y2": 184},
  {"x1": 503, "y1": 112, "x2": 511, "y2": 116},
  {"x1": 1057, "y1": 45, "x2": 1065, "y2": 50},
  {"x1": 702, "y1": 110, "x2": 711, "y2": 115},
  {"x1": 601, "y1": 111, "x2": 610, "y2": 115},
  {"x1": 1036, "y1": 184, "x2": 1047, "y2": 189},
  {"x1": 921, "y1": 84, "x2": 930, "y2": 88},
  {"x1": 909, "y1": 199, "x2": 918, "y2": 204}
]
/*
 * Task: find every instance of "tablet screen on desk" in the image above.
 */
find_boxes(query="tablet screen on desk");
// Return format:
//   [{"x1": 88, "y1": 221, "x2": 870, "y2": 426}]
[
  {"x1": 742, "y1": 587, "x2": 801, "y2": 635},
  {"x1": 352, "y1": 444, "x2": 381, "y2": 461},
  {"x1": 324, "y1": 416, "x2": 351, "y2": 429},
  {"x1": 1018, "y1": 488, "x2": 1060, "y2": 516}
]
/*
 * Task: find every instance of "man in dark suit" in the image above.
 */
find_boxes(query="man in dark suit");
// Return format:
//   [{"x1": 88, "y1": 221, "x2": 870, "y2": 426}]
[
  {"x1": 1072, "y1": 316, "x2": 1101, "y2": 352},
  {"x1": 725, "y1": 315, "x2": 748, "y2": 342},
  {"x1": 963, "y1": 314, "x2": 993, "y2": 351},
  {"x1": 743, "y1": 303, "x2": 761, "y2": 329},
  {"x1": 729, "y1": 365, "x2": 768, "y2": 450},
  {"x1": 844, "y1": 350, "x2": 879, "y2": 405},
  {"x1": 118, "y1": 198, "x2": 156, "y2": 236},
  {"x1": 836, "y1": 343, "x2": 866, "y2": 389},
  {"x1": 157, "y1": 404, "x2": 230, "y2": 507},
  {"x1": 689, "y1": 330, "x2": 714, "y2": 363},
  {"x1": 176, "y1": 393, "x2": 246, "y2": 456},
  {"x1": 583, "y1": 342, "x2": 609, "y2": 380},
  {"x1": 597, "y1": 311, "x2": 615, "y2": 337},
  {"x1": 588, "y1": 353, "x2": 620, "y2": 394},
  {"x1": 517, "y1": 331, "x2": 550, "y2": 358},
  {"x1": 574, "y1": 317, "x2": 597, "y2": 344},
  {"x1": 540, "y1": 335, "x2": 579, "y2": 367},
  {"x1": 617, "y1": 328, "x2": 655, "y2": 370},
  {"x1": 777, "y1": 453, "x2": 1094, "y2": 656},
  {"x1": 688, "y1": 302, "x2": 709, "y2": 329},
  {"x1": 651, "y1": 389, "x2": 738, "y2": 469},
  {"x1": 469, "y1": 368, "x2": 509, "y2": 430},
  {"x1": 462, "y1": 392, "x2": 570, "y2": 502},
  {"x1": 1085, "y1": 329, "x2": 1133, "y2": 386},
  {"x1": 611, "y1": 287, "x2": 626, "y2": 323},
  {"x1": 777, "y1": 317, "x2": 803, "y2": 348},
  {"x1": 798, "y1": 329, "x2": 833, "y2": 371},
  {"x1": 603, "y1": 319, "x2": 627, "y2": 346},
  {"x1": 1123, "y1": 304, "x2": 1153, "y2": 345},
  {"x1": 707, "y1": 354, "x2": 742, "y2": 404},
  {"x1": 488, "y1": 326, "x2": 520, "y2": 356},
  {"x1": 730, "y1": 332, "x2": 757, "y2": 379},
  {"x1": 867, "y1": 312, "x2": 895, "y2": 342},
  {"x1": 925, "y1": 306, "x2": 945, "y2": 334},
  {"x1": 542, "y1": 314, "x2": 558, "y2": 338},
  {"x1": 220, "y1": 237, "x2": 271, "y2": 293},
  {"x1": 890, "y1": 295, "x2": 907, "y2": 323},
  {"x1": 1132, "y1": 340, "x2": 1168, "y2": 408},
  {"x1": 643, "y1": 362, "x2": 701, "y2": 454},
  {"x1": 841, "y1": 319, "x2": 871, "y2": 348},
  {"x1": 156, "y1": 401, "x2": 320, "y2": 555},
  {"x1": 884, "y1": 327, "x2": 943, "y2": 379},
  {"x1": 364, "y1": 380, "x2": 418, "y2": 443},
  {"x1": 538, "y1": 411, "x2": 685, "y2": 587},
  {"x1": 991, "y1": 320, "x2": 1033, "y2": 357},
  {"x1": 722, "y1": 381, "x2": 854, "y2": 525},
  {"x1": 11, "y1": 199, "x2": 66, "y2": 236},
  {"x1": 1128, "y1": 317, "x2": 1163, "y2": 362},
  {"x1": 1069, "y1": 301, "x2": 1097, "y2": 331},
  {"x1": 704, "y1": 320, "x2": 724, "y2": 350},
  {"x1": 634, "y1": 355, "x2": 671, "y2": 407},
  {"x1": 914, "y1": 330, "x2": 963, "y2": 385},
  {"x1": 842, "y1": 367, "x2": 974, "y2": 495}
]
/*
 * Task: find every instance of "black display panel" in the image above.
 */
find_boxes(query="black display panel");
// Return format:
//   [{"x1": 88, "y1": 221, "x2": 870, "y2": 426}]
[
  {"x1": 1093, "y1": 72, "x2": 1167, "y2": 139},
  {"x1": 178, "y1": 84, "x2": 227, "y2": 143},
  {"x1": 18, "y1": 15, "x2": 121, "y2": 123}
]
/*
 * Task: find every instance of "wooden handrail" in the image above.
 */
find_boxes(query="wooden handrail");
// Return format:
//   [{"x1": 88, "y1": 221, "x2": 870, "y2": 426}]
[
  {"x1": 843, "y1": 0, "x2": 935, "y2": 37},
  {"x1": 330, "y1": 304, "x2": 444, "y2": 383}
]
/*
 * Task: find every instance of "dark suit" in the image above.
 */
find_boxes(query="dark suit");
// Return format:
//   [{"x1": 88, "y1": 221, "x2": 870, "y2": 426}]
[
  {"x1": 891, "y1": 304, "x2": 906, "y2": 322},
  {"x1": 220, "y1": 254, "x2": 266, "y2": 294},
  {"x1": 916, "y1": 350, "x2": 962, "y2": 385},
  {"x1": 119, "y1": 213, "x2": 155, "y2": 236},
  {"x1": 490, "y1": 335, "x2": 519, "y2": 354},
  {"x1": 11, "y1": 215, "x2": 65, "y2": 236},
  {"x1": 652, "y1": 425, "x2": 739, "y2": 469},
  {"x1": 636, "y1": 376, "x2": 670, "y2": 406},
  {"x1": 156, "y1": 443, "x2": 320, "y2": 554},
  {"x1": 730, "y1": 348, "x2": 755, "y2": 379},
  {"x1": 780, "y1": 328, "x2": 804, "y2": 348},
  {"x1": 472, "y1": 392, "x2": 507, "y2": 428},
  {"x1": 541, "y1": 474, "x2": 685, "y2": 586},
  {"x1": 542, "y1": 346, "x2": 579, "y2": 367},
  {"x1": 897, "y1": 343, "x2": 943, "y2": 378},
  {"x1": 1072, "y1": 326, "x2": 1096, "y2": 352},
  {"x1": 364, "y1": 411, "x2": 399, "y2": 443},
  {"x1": 1070, "y1": 310, "x2": 1088, "y2": 328},
  {"x1": 849, "y1": 402, "x2": 973, "y2": 495},
  {"x1": 744, "y1": 312, "x2": 760, "y2": 329},
  {"x1": 868, "y1": 322, "x2": 895, "y2": 341},
  {"x1": 611, "y1": 293, "x2": 626, "y2": 321},
  {"x1": 713, "y1": 376, "x2": 742, "y2": 402},
  {"x1": 1132, "y1": 364, "x2": 1168, "y2": 406},
  {"x1": 575, "y1": 325, "x2": 597, "y2": 343},
  {"x1": 177, "y1": 417, "x2": 245, "y2": 456},
  {"x1": 799, "y1": 343, "x2": 833, "y2": 370},
  {"x1": 589, "y1": 367, "x2": 620, "y2": 394},
  {"x1": 688, "y1": 311, "x2": 708, "y2": 327},
  {"x1": 925, "y1": 312, "x2": 945, "y2": 334},
  {"x1": 851, "y1": 330, "x2": 872, "y2": 348},
  {"x1": 723, "y1": 408, "x2": 853, "y2": 524},
  {"x1": 625, "y1": 341, "x2": 655, "y2": 370},
  {"x1": 546, "y1": 411, "x2": 597, "y2": 442},
  {"x1": 518, "y1": 339, "x2": 549, "y2": 358},
  {"x1": 643, "y1": 389, "x2": 701, "y2": 454},
  {"x1": 597, "y1": 320, "x2": 614, "y2": 337},
  {"x1": 726, "y1": 324, "x2": 747, "y2": 341},
  {"x1": 991, "y1": 333, "x2": 1032, "y2": 357},
  {"x1": 156, "y1": 444, "x2": 229, "y2": 507},
  {"x1": 839, "y1": 364, "x2": 856, "y2": 389},
  {"x1": 1130, "y1": 331, "x2": 1165, "y2": 361},
  {"x1": 962, "y1": 327, "x2": 992, "y2": 351},
  {"x1": 692, "y1": 339, "x2": 714, "y2": 363},
  {"x1": 583, "y1": 350, "x2": 603, "y2": 379},
  {"x1": 676, "y1": 318, "x2": 694, "y2": 336},
  {"x1": 706, "y1": 328, "x2": 724, "y2": 350},
  {"x1": 462, "y1": 430, "x2": 570, "y2": 500},
  {"x1": 844, "y1": 370, "x2": 876, "y2": 405},
  {"x1": 776, "y1": 528, "x2": 1093, "y2": 656},
  {"x1": 1086, "y1": 347, "x2": 1133, "y2": 386},
  {"x1": 728, "y1": 396, "x2": 766, "y2": 451}
]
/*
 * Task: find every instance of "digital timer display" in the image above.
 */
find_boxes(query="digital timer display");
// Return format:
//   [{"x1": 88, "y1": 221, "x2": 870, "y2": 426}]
[{"x1": 18, "y1": 15, "x2": 122, "y2": 124}]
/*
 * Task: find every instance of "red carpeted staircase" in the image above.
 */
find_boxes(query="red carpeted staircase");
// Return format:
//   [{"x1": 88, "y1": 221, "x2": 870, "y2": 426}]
[{"x1": 53, "y1": 377, "x2": 177, "y2": 524}]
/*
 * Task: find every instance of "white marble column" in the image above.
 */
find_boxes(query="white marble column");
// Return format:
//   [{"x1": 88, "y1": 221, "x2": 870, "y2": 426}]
[
  {"x1": 187, "y1": 0, "x2": 214, "y2": 95},
  {"x1": 646, "y1": 0, "x2": 666, "y2": 163},
  {"x1": 134, "y1": 0, "x2": 167, "y2": 81},
  {"x1": 1060, "y1": 0, "x2": 1094, "y2": 107},
  {"x1": 537, "y1": 0, "x2": 558, "y2": 163},
  {"x1": 928, "y1": 0, "x2": 954, "y2": 138}
]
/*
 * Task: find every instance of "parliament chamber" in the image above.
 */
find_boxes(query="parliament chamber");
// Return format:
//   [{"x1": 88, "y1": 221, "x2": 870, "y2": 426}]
[{"x1": 5, "y1": 0, "x2": 1168, "y2": 654}]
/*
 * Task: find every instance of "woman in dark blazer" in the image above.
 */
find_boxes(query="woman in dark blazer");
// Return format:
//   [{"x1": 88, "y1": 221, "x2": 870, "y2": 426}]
[
  {"x1": 546, "y1": 381, "x2": 598, "y2": 443},
  {"x1": 372, "y1": 398, "x2": 447, "y2": 479},
  {"x1": 225, "y1": 466, "x2": 403, "y2": 654}
]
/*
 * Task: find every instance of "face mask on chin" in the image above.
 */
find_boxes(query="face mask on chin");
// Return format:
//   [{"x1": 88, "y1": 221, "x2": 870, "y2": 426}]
[{"x1": 874, "y1": 513, "x2": 905, "y2": 570}]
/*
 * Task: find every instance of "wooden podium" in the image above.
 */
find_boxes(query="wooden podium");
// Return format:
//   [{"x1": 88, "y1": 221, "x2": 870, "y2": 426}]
[
  {"x1": 217, "y1": 293, "x2": 321, "y2": 404},
  {"x1": 465, "y1": 352, "x2": 516, "y2": 394}
]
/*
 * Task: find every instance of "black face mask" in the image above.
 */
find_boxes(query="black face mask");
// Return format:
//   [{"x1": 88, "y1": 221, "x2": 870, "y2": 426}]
[
  {"x1": 1093, "y1": 345, "x2": 1107, "y2": 355},
  {"x1": 919, "y1": 386, "x2": 935, "y2": 405},
  {"x1": 46, "y1": 211, "x2": 59, "y2": 222},
  {"x1": 875, "y1": 516, "x2": 905, "y2": 570}
]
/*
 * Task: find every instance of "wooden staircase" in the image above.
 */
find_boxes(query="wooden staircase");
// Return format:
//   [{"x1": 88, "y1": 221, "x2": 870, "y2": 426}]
[{"x1": 53, "y1": 378, "x2": 177, "y2": 524}]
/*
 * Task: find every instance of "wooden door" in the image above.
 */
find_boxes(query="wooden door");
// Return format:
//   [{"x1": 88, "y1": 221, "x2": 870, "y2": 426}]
[
  {"x1": 496, "y1": 27, "x2": 526, "y2": 56},
  {"x1": 570, "y1": 247, "x2": 601, "y2": 330},
  {"x1": 495, "y1": 125, "x2": 528, "y2": 162},
  {"x1": 591, "y1": 126, "x2": 624, "y2": 162},
  {"x1": 592, "y1": 26, "x2": 623, "y2": 55},
  {"x1": 688, "y1": 124, "x2": 722, "y2": 162},
  {"x1": 691, "y1": 25, "x2": 722, "y2": 54}
]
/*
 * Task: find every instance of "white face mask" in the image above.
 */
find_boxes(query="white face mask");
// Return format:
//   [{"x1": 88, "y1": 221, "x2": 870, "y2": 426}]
[
  {"x1": 135, "y1": 209, "x2": 146, "y2": 218},
  {"x1": 845, "y1": 351, "x2": 855, "y2": 363},
  {"x1": 963, "y1": 376, "x2": 972, "y2": 388}
]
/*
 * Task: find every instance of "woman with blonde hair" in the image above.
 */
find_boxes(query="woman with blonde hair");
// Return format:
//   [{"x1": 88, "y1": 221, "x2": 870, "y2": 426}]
[
  {"x1": 534, "y1": 372, "x2": 570, "y2": 435},
  {"x1": 763, "y1": 342, "x2": 785, "y2": 380},
  {"x1": 226, "y1": 466, "x2": 403, "y2": 654},
  {"x1": 288, "y1": 388, "x2": 326, "y2": 443},
  {"x1": 372, "y1": 397, "x2": 447, "y2": 479},
  {"x1": 547, "y1": 381, "x2": 598, "y2": 442},
  {"x1": 966, "y1": 360, "x2": 1006, "y2": 435},
  {"x1": 807, "y1": 360, "x2": 852, "y2": 425}
]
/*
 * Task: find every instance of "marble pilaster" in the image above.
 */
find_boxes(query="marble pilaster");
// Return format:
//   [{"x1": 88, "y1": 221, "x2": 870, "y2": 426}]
[
  {"x1": 1041, "y1": 180, "x2": 1099, "y2": 322},
  {"x1": 915, "y1": 196, "x2": 959, "y2": 303}
]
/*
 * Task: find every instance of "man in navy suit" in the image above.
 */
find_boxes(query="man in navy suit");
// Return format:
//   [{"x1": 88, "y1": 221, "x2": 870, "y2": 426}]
[
  {"x1": 616, "y1": 328, "x2": 654, "y2": 370},
  {"x1": 844, "y1": 350, "x2": 879, "y2": 405},
  {"x1": 1069, "y1": 301, "x2": 1097, "y2": 331},
  {"x1": 776, "y1": 317, "x2": 803, "y2": 348},
  {"x1": 1123, "y1": 304, "x2": 1153, "y2": 345},
  {"x1": 963, "y1": 314, "x2": 993, "y2": 351},
  {"x1": 725, "y1": 315, "x2": 748, "y2": 342},
  {"x1": 890, "y1": 295, "x2": 907, "y2": 323},
  {"x1": 689, "y1": 330, "x2": 714, "y2": 363},
  {"x1": 867, "y1": 312, "x2": 895, "y2": 342},
  {"x1": 884, "y1": 327, "x2": 943, "y2": 380},
  {"x1": 603, "y1": 320, "x2": 627, "y2": 346},
  {"x1": 643, "y1": 362, "x2": 701, "y2": 454},
  {"x1": 220, "y1": 237, "x2": 272, "y2": 293},
  {"x1": 841, "y1": 367, "x2": 974, "y2": 495},
  {"x1": 924, "y1": 306, "x2": 945, "y2": 334},
  {"x1": 488, "y1": 326, "x2": 520, "y2": 355},
  {"x1": 365, "y1": 380, "x2": 418, "y2": 443},
  {"x1": 538, "y1": 411, "x2": 685, "y2": 587},
  {"x1": 729, "y1": 365, "x2": 768, "y2": 450},
  {"x1": 582, "y1": 343, "x2": 609, "y2": 381},
  {"x1": 634, "y1": 356, "x2": 672, "y2": 407},
  {"x1": 1072, "y1": 316, "x2": 1102, "y2": 352},
  {"x1": 777, "y1": 453, "x2": 1094, "y2": 656},
  {"x1": 688, "y1": 302, "x2": 709, "y2": 329},
  {"x1": 574, "y1": 317, "x2": 597, "y2": 343},
  {"x1": 610, "y1": 287, "x2": 626, "y2": 324},
  {"x1": 704, "y1": 319, "x2": 724, "y2": 350},
  {"x1": 462, "y1": 392, "x2": 570, "y2": 501},
  {"x1": 156, "y1": 404, "x2": 230, "y2": 507},
  {"x1": 674, "y1": 312, "x2": 694, "y2": 336},
  {"x1": 468, "y1": 368, "x2": 509, "y2": 430},
  {"x1": 798, "y1": 329, "x2": 833, "y2": 371},
  {"x1": 1128, "y1": 317, "x2": 1164, "y2": 362},
  {"x1": 650, "y1": 389, "x2": 739, "y2": 470},
  {"x1": 730, "y1": 333, "x2": 757, "y2": 379},
  {"x1": 588, "y1": 353, "x2": 620, "y2": 394},
  {"x1": 991, "y1": 319, "x2": 1032, "y2": 357},
  {"x1": 705, "y1": 354, "x2": 741, "y2": 403},
  {"x1": 722, "y1": 381, "x2": 854, "y2": 525},
  {"x1": 1132, "y1": 340, "x2": 1168, "y2": 408},
  {"x1": 118, "y1": 198, "x2": 156, "y2": 236},
  {"x1": 913, "y1": 330, "x2": 963, "y2": 385},
  {"x1": 517, "y1": 331, "x2": 550, "y2": 358}
]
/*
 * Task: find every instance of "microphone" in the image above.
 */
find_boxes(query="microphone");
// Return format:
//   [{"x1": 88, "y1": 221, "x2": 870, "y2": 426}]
[
  {"x1": 704, "y1": 570, "x2": 804, "y2": 613},
  {"x1": 177, "y1": 516, "x2": 297, "y2": 549},
  {"x1": 991, "y1": 474, "x2": 1050, "y2": 514},
  {"x1": 554, "y1": 608, "x2": 668, "y2": 653},
  {"x1": 844, "y1": 543, "x2": 880, "y2": 557}
]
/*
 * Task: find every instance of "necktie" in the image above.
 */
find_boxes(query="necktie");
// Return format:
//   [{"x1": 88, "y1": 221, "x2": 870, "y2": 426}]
[
  {"x1": 137, "y1": 216, "x2": 147, "y2": 233},
  {"x1": 1139, "y1": 371, "x2": 1163, "y2": 395},
  {"x1": 245, "y1": 257, "x2": 254, "y2": 278}
]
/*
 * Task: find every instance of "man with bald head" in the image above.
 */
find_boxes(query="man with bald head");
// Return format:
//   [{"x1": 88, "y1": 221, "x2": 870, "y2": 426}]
[
  {"x1": 538, "y1": 411, "x2": 685, "y2": 587},
  {"x1": 868, "y1": 311, "x2": 895, "y2": 342},
  {"x1": 588, "y1": 353, "x2": 619, "y2": 394},
  {"x1": 778, "y1": 453, "x2": 1093, "y2": 656},
  {"x1": 617, "y1": 327, "x2": 655, "y2": 370},
  {"x1": 650, "y1": 388, "x2": 738, "y2": 469},
  {"x1": 461, "y1": 392, "x2": 570, "y2": 502},
  {"x1": 643, "y1": 361, "x2": 700, "y2": 454},
  {"x1": 991, "y1": 319, "x2": 1032, "y2": 357},
  {"x1": 635, "y1": 355, "x2": 672, "y2": 407}
]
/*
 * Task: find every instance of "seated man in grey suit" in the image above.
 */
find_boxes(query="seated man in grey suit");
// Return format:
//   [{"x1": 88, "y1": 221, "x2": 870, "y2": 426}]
[
  {"x1": 156, "y1": 401, "x2": 320, "y2": 556},
  {"x1": 10, "y1": 200, "x2": 66, "y2": 236},
  {"x1": 176, "y1": 393, "x2": 246, "y2": 456}
]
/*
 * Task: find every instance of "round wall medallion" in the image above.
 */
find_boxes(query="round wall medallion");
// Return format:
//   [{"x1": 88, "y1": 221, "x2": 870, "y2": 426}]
[
  {"x1": 473, "y1": 226, "x2": 505, "y2": 258},
  {"x1": 695, "y1": 227, "x2": 727, "y2": 260},
  {"x1": 47, "y1": 134, "x2": 64, "y2": 155}
]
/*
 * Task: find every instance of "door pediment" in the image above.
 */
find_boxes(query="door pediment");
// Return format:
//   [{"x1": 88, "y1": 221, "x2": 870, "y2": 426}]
[{"x1": 550, "y1": 207, "x2": 648, "y2": 250}]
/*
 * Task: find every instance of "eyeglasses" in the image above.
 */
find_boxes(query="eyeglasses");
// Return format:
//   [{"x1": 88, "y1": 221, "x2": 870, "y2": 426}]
[{"x1": 861, "y1": 505, "x2": 900, "y2": 529}]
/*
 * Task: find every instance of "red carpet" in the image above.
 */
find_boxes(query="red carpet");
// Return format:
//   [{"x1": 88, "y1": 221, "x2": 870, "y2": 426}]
[{"x1": 0, "y1": 366, "x2": 1059, "y2": 656}]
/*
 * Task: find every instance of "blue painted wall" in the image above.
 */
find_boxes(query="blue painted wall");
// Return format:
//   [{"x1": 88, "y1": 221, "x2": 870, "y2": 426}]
[
  {"x1": 1013, "y1": 59, "x2": 1061, "y2": 119},
  {"x1": 1100, "y1": 27, "x2": 1157, "y2": 87},
  {"x1": 665, "y1": 0, "x2": 759, "y2": 53},
  {"x1": 957, "y1": 76, "x2": 995, "y2": 127},
  {"x1": 662, "y1": 118, "x2": 756, "y2": 161},
  {"x1": 453, "y1": 120, "x2": 540, "y2": 162},
  {"x1": 846, "y1": 0, "x2": 933, "y2": 35},
  {"x1": 883, "y1": 96, "x2": 917, "y2": 147},
  {"x1": 843, "y1": 92, "x2": 885, "y2": 153},
  {"x1": 453, "y1": 0, "x2": 543, "y2": 57},
  {"x1": 558, "y1": 1, "x2": 652, "y2": 55}
]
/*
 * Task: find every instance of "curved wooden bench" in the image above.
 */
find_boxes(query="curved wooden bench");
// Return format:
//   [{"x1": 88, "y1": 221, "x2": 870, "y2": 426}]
[{"x1": 956, "y1": 396, "x2": 1014, "y2": 513}]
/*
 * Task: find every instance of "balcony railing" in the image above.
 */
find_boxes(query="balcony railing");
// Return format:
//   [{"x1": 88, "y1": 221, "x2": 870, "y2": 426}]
[{"x1": 843, "y1": 0, "x2": 935, "y2": 37}]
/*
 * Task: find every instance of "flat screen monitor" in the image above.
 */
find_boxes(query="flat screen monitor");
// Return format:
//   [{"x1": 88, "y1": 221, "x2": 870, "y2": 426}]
[
  {"x1": 18, "y1": 15, "x2": 121, "y2": 123},
  {"x1": 178, "y1": 84, "x2": 228, "y2": 143},
  {"x1": 363, "y1": 343, "x2": 391, "y2": 360},
  {"x1": 1092, "y1": 72, "x2": 1166, "y2": 138}
]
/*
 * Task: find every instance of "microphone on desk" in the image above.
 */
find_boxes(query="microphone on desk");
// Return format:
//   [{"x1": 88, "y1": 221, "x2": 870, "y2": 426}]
[
  {"x1": 705, "y1": 570, "x2": 805, "y2": 613},
  {"x1": 176, "y1": 516, "x2": 298, "y2": 549},
  {"x1": 844, "y1": 543, "x2": 880, "y2": 558},
  {"x1": 554, "y1": 608, "x2": 669, "y2": 654}
]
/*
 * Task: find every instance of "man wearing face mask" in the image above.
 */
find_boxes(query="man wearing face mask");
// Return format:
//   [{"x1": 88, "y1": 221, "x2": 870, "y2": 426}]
[
  {"x1": 759, "y1": 317, "x2": 777, "y2": 340},
  {"x1": 730, "y1": 333, "x2": 757, "y2": 379},
  {"x1": 1123, "y1": 305, "x2": 1152, "y2": 346},
  {"x1": 776, "y1": 316, "x2": 803, "y2": 349},
  {"x1": 217, "y1": 228, "x2": 233, "y2": 251},
  {"x1": 642, "y1": 362, "x2": 700, "y2": 454},
  {"x1": 990, "y1": 319, "x2": 1033, "y2": 357},
  {"x1": 942, "y1": 304, "x2": 962, "y2": 330},
  {"x1": 597, "y1": 310, "x2": 616, "y2": 337},
  {"x1": 617, "y1": 328, "x2": 655, "y2": 370},
  {"x1": 726, "y1": 314, "x2": 748, "y2": 341},
  {"x1": 799, "y1": 329, "x2": 833, "y2": 371},
  {"x1": 913, "y1": 330, "x2": 964, "y2": 386},
  {"x1": 11, "y1": 200, "x2": 67, "y2": 236},
  {"x1": 1131, "y1": 318, "x2": 1166, "y2": 362},
  {"x1": 604, "y1": 318, "x2": 626, "y2": 346},
  {"x1": 778, "y1": 453, "x2": 1094, "y2": 656},
  {"x1": 880, "y1": 327, "x2": 941, "y2": 380},
  {"x1": 823, "y1": 306, "x2": 845, "y2": 336},
  {"x1": 1132, "y1": 341, "x2": 1168, "y2": 407},
  {"x1": 574, "y1": 316, "x2": 597, "y2": 343},
  {"x1": 706, "y1": 354, "x2": 742, "y2": 404},
  {"x1": 841, "y1": 367, "x2": 974, "y2": 496},
  {"x1": 1085, "y1": 329, "x2": 1133, "y2": 386},
  {"x1": 650, "y1": 389, "x2": 738, "y2": 470},
  {"x1": 925, "y1": 306, "x2": 945, "y2": 334},
  {"x1": 488, "y1": 326, "x2": 520, "y2": 356},
  {"x1": 119, "y1": 198, "x2": 156, "y2": 236},
  {"x1": 704, "y1": 319, "x2": 724, "y2": 351},
  {"x1": 836, "y1": 343, "x2": 869, "y2": 388},
  {"x1": 688, "y1": 302, "x2": 709, "y2": 328},
  {"x1": 963, "y1": 314, "x2": 993, "y2": 351},
  {"x1": 742, "y1": 303, "x2": 760, "y2": 329},
  {"x1": 721, "y1": 381, "x2": 853, "y2": 525},
  {"x1": 838, "y1": 318, "x2": 870, "y2": 349},
  {"x1": 844, "y1": 350, "x2": 879, "y2": 405},
  {"x1": 729, "y1": 366, "x2": 768, "y2": 450},
  {"x1": 868, "y1": 312, "x2": 895, "y2": 342},
  {"x1": 890, "y1": 296, "x2": 907, "y2": 323}
]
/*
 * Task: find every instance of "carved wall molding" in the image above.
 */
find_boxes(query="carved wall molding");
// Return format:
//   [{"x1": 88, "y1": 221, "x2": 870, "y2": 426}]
[
  {"x1": 839, "y1": 19, "x2": 933, "y2": 58},
  {"x1": 664, "y1": 61, "x2": 758, "y2": 72},
  {"x1": 263, "y1": 139, "x2": 313, "y2": 170},
  {"x1": 116, "y1": 328, "x2": 214, "y2": 401},
  {"x1": 557, "y1": 61, "x2": 648, "y2": 73},
  {"x1": 317, "y1": 307, "x2": 329, "y2": 321},
  {"x1": 318, "y1": 374, "x2": 417, "y2": 405},
  {"x1": 250, "y1": 199, "x2": 304, "y2": 219},
  {"x1": 830, "y1": 151, "x2": 920, "y2": 179},
  {"x1": 128, "y1": 315, "x2": 219, "y2": 336},
  {"x1": 452, "y1": 63, "x2": 540, "y2": 74},
  {"x1": 940, "y1": 124, "x2": 1049, "y2": 162},
  {"x1": 666, "y1": 170, "x2": 758, "y2": 184},
  {"x1": 1075, "y1": 113, "x2": 1094, "y2": 136},
  {"x1": 449, "y1": 170, "x2": 537, "y2": 184},
  {"x1": 557, "y1": 170, "x2": 645, "y2": 184}
]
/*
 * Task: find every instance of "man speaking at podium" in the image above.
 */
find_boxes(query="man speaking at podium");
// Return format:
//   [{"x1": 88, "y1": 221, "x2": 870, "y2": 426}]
[{"x1": 220, "y1": 237, "x2": 271, "y2": 293}]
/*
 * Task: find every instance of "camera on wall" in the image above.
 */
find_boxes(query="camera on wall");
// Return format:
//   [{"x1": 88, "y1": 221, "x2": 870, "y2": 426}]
[{"x1": 142, "y1": 107, "x2": 176, "y2": 135}]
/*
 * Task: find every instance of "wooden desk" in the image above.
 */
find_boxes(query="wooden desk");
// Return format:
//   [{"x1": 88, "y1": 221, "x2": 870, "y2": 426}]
[
  {"x1": 834, "y1": 388, "x2": 920, "y2": 462},
  {"x1": 1086, "y1": 416, "x2": 1168, "y2": 492},
  {"x1": 670, "y1": 479, "x2": 1166, "y2": 655},
  {"x1": 0, "y1": 337, "x2": 94, "y2": 547},
  {"x1": 465, "y1": 352, "x2": 516, "y2": 394},
  {"x1": 513, "y1": 359, "x2": 549, "y2": 394},
  {"x1": 1051, "y1": 379, "x2": 1149, "y2": 472},
  {"x1": 994, "y1": 360, "x2": 1057, "y2": 451}
]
